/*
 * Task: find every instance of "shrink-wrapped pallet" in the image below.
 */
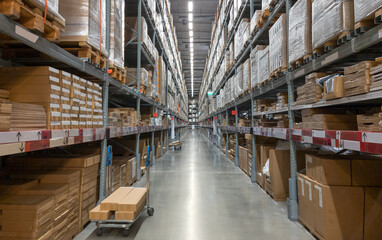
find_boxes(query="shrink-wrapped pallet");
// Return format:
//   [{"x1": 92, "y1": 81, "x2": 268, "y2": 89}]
[
  {"x1": 354, "y1": 0, "x2": 382, "y2": 23},
  {"x1": 23, "y1": 0, "x2": 65, "y2": 27},
  {"x1": 109, "y1": 0, "x2": 125, "y2": 68},
  {"x1": 59, "y1": 0, "x2": 108, "y2": 56},
  {"x1": 250, "y1": 45, "x2": 267, "y2": 88},
  {"x1": 312, "y1": 0, "x2": 354, "y2": 50},
  {"x1": 259, "y1": 46, "x2": 270, "y2": 84},
  {"x1": 125, "y1": 17, "x2": 148, "y2": 46},
  {"x1": 269, "y1": 14, "x2": 287, "y2": 75},
  {"x1": 288, "y1": 0, "x2": 312, "y2": 65},
  {"x1": 262, "y1": 0, "x2": 273, "y2": 10},
  {"x1": 126, "y1": 68, "x2": 148, "y2": 87},
  {"x1": 243, "y1": 58, "x2": 251, "y2": 92},
  {"x1": 235, "y1": 64, "x2": 243, "y2": 98},
  {"x1": 250, "y1": 10, "x2": 262, "y2": 34}
]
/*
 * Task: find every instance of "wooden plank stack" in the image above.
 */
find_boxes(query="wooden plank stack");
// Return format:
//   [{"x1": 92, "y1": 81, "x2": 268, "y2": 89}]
[
  {"x1": 89, "y1": 187, "x2": 147, "y2": 221},
  {"x1": 357, "y1": 107, "x2": 382, "y2": 132},
  {"x1": 301, "y1": 108, "x2": 357, "y2": 130},
  {"x1": 0, "y1": 195, "x2": 55, "y2": 240},
  {"x1": 344, "y1": 61, "x2": 378, "y2": 97},
  {"x1": 370, "y1": 58, "x2": 382, "y2": 91},
  {"x1": 276, "y1": 92, "x2": 288, "y2": 109},
  {"x1": 295, "y1": 73, "x2": 327, "y2": 105},
  {"x1": 0, "y1": 89, "x2": 12, "y2": 131}
]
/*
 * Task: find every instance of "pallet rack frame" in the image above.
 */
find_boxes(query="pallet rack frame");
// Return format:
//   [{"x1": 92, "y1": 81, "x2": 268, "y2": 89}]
[
  {"x1": 0, "y1": 0, "x2": 188, "y2": 205},
  {"x1": 199, "y1": 0, "x2": 382, "y2": 221}
]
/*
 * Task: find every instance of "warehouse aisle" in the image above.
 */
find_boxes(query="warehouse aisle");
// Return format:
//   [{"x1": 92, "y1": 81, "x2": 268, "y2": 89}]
[{"x1": 81, "y1": 129, "x2": 313, "y2": 240}]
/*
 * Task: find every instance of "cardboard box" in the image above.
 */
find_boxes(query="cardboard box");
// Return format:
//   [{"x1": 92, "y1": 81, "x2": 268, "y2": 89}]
[
  {"x1": 305, "y1": 154, "x2": 351, "y2": 186},
  {"x1": 324, "y1": 76, "x2": 344, "y2": 100},
  {"x1": 118, "y1": 188, "x2": 147, "y2": 212},
  {"x1": 352, "y1": 159, "x2": 382, "y2": 187},
  {"x1": 364, "y1": 187, "x2": 382, "y2": 239},
  {"x1": 239, "y1": 146, "x2": 248, "y2": 174},
  {"x1": 297, "y1": 174, "x2": 315, "y2": 232},
  {"x1": 268, "y1": 149, "x2": 291, "y2": 200},
  {"x1": 257, "y1": 145, "x2": 274, "y2": 188},
  {"x1": 100, "y1": 187, "x2": 134, "y2": 211},
  {"x1": 313, "y1": 182, "x2": 364, "y2": 240},
  {"x1": 89, "y1": 205, "x2": 112, "y2": 220}
]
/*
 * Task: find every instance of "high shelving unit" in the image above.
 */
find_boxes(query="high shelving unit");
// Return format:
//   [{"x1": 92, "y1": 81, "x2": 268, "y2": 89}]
[
  {"x1": 198, "y1": 0, "x2": 382, "y2": 221},
  {"x1": 0, "y1": 0, "x2": 188, "y2": 203}
]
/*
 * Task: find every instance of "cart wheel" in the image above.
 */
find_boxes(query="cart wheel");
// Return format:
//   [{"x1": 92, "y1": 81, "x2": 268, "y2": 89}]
[
  {"x1": 147, "y1": 207, "x2": 154, "y2": 216},
  {"x1": 122, "y1": 229, "x2": 129, "y2": 237},
  {"x1": 96, "y1": 228, "x2": 103, "y2": 236}
]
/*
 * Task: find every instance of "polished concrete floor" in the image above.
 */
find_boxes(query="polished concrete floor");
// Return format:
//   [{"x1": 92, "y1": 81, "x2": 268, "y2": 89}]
[{"x1": 78, "y1": 129, "x2": 313, "y2": 240}]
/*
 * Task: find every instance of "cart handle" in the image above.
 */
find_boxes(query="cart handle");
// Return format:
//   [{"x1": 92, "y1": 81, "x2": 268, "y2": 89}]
[
  {"x1": 146, "y1": 145, "x2": 151, "y2": 167},
  {"x1": 106, "y1": 145, "x2": 112, "y2": 167}
]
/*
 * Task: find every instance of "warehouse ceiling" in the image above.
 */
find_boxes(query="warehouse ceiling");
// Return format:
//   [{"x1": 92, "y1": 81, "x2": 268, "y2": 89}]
[{"x1": 170, "y1": 0, "x2": 218, "y2": 99}]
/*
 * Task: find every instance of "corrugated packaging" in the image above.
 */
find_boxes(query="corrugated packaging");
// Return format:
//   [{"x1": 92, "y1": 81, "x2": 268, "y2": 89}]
[
  {"x1": 59, "y1": 0, "x2": 108, "y2": 56},
  {"x1": 269, "y1": 14, "x2": 287, "y2": 74},
  {"x1": 312, "y1": 0, "x2": 354, "y2": 50},
  {"x1": 258, "y1": 46, "x2": 270, "y2": 84},
  {"x1": 109, "y1": 0, "x2": 125, "y2": 68},
  {"x1": 288, "y1": 0, "x2": 312, "y2": 65}
]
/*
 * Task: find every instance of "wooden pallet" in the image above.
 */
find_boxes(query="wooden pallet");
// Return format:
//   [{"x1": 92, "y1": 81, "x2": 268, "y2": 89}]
[
  {"x1": 352, "y1": 8, "x2": 382, "y2": 37},
  {"x1": 289, "y1": 54, "x2": 312, "y2": 70},
  {"x1": 270, "y1": 67, "x2": 287, "y2": 78},
  {"x1": 312, "y1": 32, "x2": 351, "y2": 59},
  {"x1": 0, "y1": 0, "x2": 61, "y2": 42},
  {"x1": 108, "y1": 65, "x2": 126, "y2": 84},
  {"x1": 58, "y1": 41, "x2": 107, "y2": 69}
]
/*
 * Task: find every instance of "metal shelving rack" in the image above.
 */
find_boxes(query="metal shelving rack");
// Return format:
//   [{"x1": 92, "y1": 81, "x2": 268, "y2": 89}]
[
  {"x1": 0, "y1": 0, "x2": 188, "y2": 203},
  {"x1": 198, "y1": 0, "x2": 382, "y2": 221}
]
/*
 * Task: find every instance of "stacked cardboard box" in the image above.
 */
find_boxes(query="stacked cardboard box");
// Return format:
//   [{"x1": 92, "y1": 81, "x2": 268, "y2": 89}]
[
  {"x1": 295, "y1": 73, "x2": 327, "y2": 105},
  {"x1": 343, "y1": 61, "x2": 378, "y2": 97},
  {"x1": 301, "y1": 108, "x2": 357, "y2": 130},
  {"x1": 275, "y1": 114, "x2": 289, "y2": 128},
  {"x1": 20, "y1": 183, "x2": 70, "y2": 240},
  {"x1": 323, "y1": 75, "x2": 345, "y2": 100},
  {"x1": 254, "y1": 99, "x2": 274, "y2": 112},
  {"x1": 258, "y1": 46, "x2": 270, "y2": 84},
  {"x1": 357, "y1": 106, "x2": 382, "y2": 132},
  {"x1": 90, "y1": 187, "x2": 147, "y2": 221},
  {"x1": 299, "y1": 154, "x2": 382, "y2": 239},
  {"x1": 370, "y1": 59, "x2": 382, "y2": 91},
  {"x1": 108, "y1": 108, "x2": 137, "y2": 127},
  {"x1": 0, "y1": 195, "x2": 55, "y2": 240},
  {"x1": 0, "y1": 89, "x2": 11, "y2": 131},
  {"x1": 276, "y1": 92, "x2": 288, "y2": 109},
  {"x1": 92, "y1": 83, "x2": 103, "y2": 128},
  {"x1": 126, "y1": 68, "x2": 149, "y2": 88}
]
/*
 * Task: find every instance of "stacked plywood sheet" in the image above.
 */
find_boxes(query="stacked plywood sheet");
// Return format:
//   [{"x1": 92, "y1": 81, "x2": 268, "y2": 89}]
[
  {"x1": 370, "y1": 59, "x2": 382, "y2": 91},
  {"x1": 344, "y1": 61, "x2": 378, "y2": 97},
  {"x1": 295, "y1": 73, "x2": 327, "y2": 105},
  {"x1": 357, "y1": 107, "x2": 382, "y2": 132},
  {"x1": 20, "y1": 183, "x2": 70, "y2": 240},
  {"x1": 0, "y1": 195, "x2": 55, "y2": 240},
  {"x1": 302, "y1": 109, "x2": 357, "y2": 130},
  {"x1": 0, "y1": 89, "x2": 11, "y2": 131},
  {"x1": 90, "y1": 187, "x2": 147, "y2": 221},
  {"x1": 276, "y1": 92, "x2": 288, "y2": 109}
]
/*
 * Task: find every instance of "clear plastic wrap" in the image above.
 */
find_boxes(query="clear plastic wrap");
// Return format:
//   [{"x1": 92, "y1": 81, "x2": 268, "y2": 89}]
[
  {"x1": 60, "y1": 0, "x2": 108, "y2": 56},
  {"x1": 26, "y1": 0, "x2": 65, "y2": 23},
  {"x1": 354, "y1": 0, "x2": 382, "y2": 23},
  {"x1": 288, "y1": 0, "x2": 312, "y2": 65},
  {"x1": 250, "y1": 10, "x2": 261, "y2": 34},
  {"x1": 125, "y1": 17, "x2": 148, "y2": 45},
  {"x1": 269, "y1": 14, "x2": 286, "y2": 74},
  {"x1": 109, "y1": 0, "x2": 125, "y2": 68},
  {"x1": 126, "y1": 68, "x2": 148, "y2": 87},
  {"x1": 235, "y1": 64, "x2": 243, "y2": 98},
  {"x1": 262, "y1": 0, "x2": 272, "y2": 10},
  {"x1": 243, "y1": 58, "x2": 250, "y2": 91},
  {"x1": 312, "y1": 0, "x2": 354, "y2": 49},
  {"x1": 250, "y1": 45, "x2": 267, "y2": 87},
  {"x1": 258, "y1": 46, "x2": 269, "y2": 84}
]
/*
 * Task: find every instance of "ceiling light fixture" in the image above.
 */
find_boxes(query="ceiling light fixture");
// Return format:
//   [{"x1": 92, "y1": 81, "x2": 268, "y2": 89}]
[
  {"x1": 189, "y1": 22, "x2": 193, "y2": 30},
  {"x1": 190, "y1": 37, "x2": 193, "y2": 43},
  {"x1": 189, "y1": 31, "x2": 193, "y2": 37},
  {"x1": 188, "y1": 13, "x2": 193, "y2": 22},
  {"x1": 188, "y1": 1, "x2": 193, "y2": 12}
]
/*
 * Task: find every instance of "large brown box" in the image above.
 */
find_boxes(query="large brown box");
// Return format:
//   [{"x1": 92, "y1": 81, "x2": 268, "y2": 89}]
[
  {"x1": 305, "y1": 154, "x2": 352, "y2": 186},
  {"x1": 352, "y1": 159, "x2": 382, "y2": 187},
  {"x1": 239, "y1": 146, "x2": 248, "y2": 174},
  {"x1": 364, "y1": 187, "x2": 382, "y2": 240},
  {"x1": 313, "y1": 182, "x2": 364, "y2": 240},
  {"x1": 257, "y1": 145, "x2": 274, "y2": 188},
  {"x1": 297, "y1": 173, "x2": 315, "y2": 233}
]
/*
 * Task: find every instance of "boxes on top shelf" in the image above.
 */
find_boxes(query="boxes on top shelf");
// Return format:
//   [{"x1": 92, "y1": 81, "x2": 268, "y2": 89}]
[
  {"x1": 312, "y1": 0, "x2": 354, "y2": 51},
  {"x1": 59, "y1": 0, "x2": 108, "y2": 56},
  {"x1": 343, "y1": 61, "x2": 378, "y2": 97},
  {"x1": 109, "y1": 0, "x2": 125, "y2": 69},
  {"x1": 354, "y1": 0, "x2": 382, "y2": 24},
  {"x1": 269, "y1": 14, "x2": 287, "y2": 76},
  {"x1": 288, "y1": 0, "x2": 312, "y2": 66},
  {"x1": 250, "y1": 45, "x2": 267, "y2": 88}
]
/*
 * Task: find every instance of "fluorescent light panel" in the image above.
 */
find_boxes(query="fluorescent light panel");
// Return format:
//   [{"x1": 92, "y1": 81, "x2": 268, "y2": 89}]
[
  {"x1": 188, "y1": 13, "x2": 193, "y2": 21},
  {"x1": 189, "y1": 31, "x2": 193, "y2": 37},
  {"x1": 189, "y1": 22, "x2": 193, "y2": 30},
  {"x1": 188, "y1": 1, "x2": 193, "y2": 12}
]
